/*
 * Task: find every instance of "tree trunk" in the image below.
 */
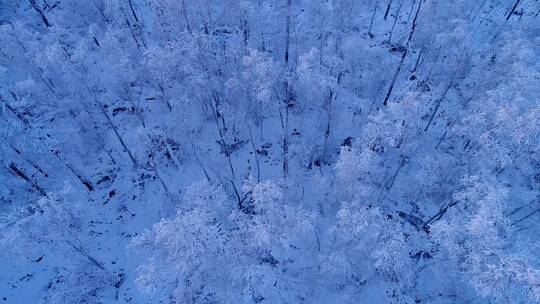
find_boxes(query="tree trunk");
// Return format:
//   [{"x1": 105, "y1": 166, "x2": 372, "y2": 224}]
[
  {"x1": 28, "y1": 0, "x2": 51, "y2": 27},
  {"x1": 282, "y1": 0, "x2": 292, "y2": 178},
  {"x1": 99, "y1": 103, "x2": 138, "y2": 166},
  {"x1": 382, "y1": 0, "x2": 422, "y2": 106},
  {"x1": 506, "y1": 0, "x2": 522, "y2": 20},
  {"x1": 7, "y1": 162, "x2": 47, "y2": 196}
]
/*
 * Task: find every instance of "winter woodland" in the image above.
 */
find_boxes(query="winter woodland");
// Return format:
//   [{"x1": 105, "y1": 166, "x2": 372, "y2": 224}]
[{"x1": 1, "y1": 0, "x2": 540, "y2": 303}]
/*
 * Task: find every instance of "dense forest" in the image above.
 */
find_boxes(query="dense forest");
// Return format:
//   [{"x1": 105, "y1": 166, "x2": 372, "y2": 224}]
[{"x1": 1, "y1": 0, "x2": 539, "y2": 303}]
